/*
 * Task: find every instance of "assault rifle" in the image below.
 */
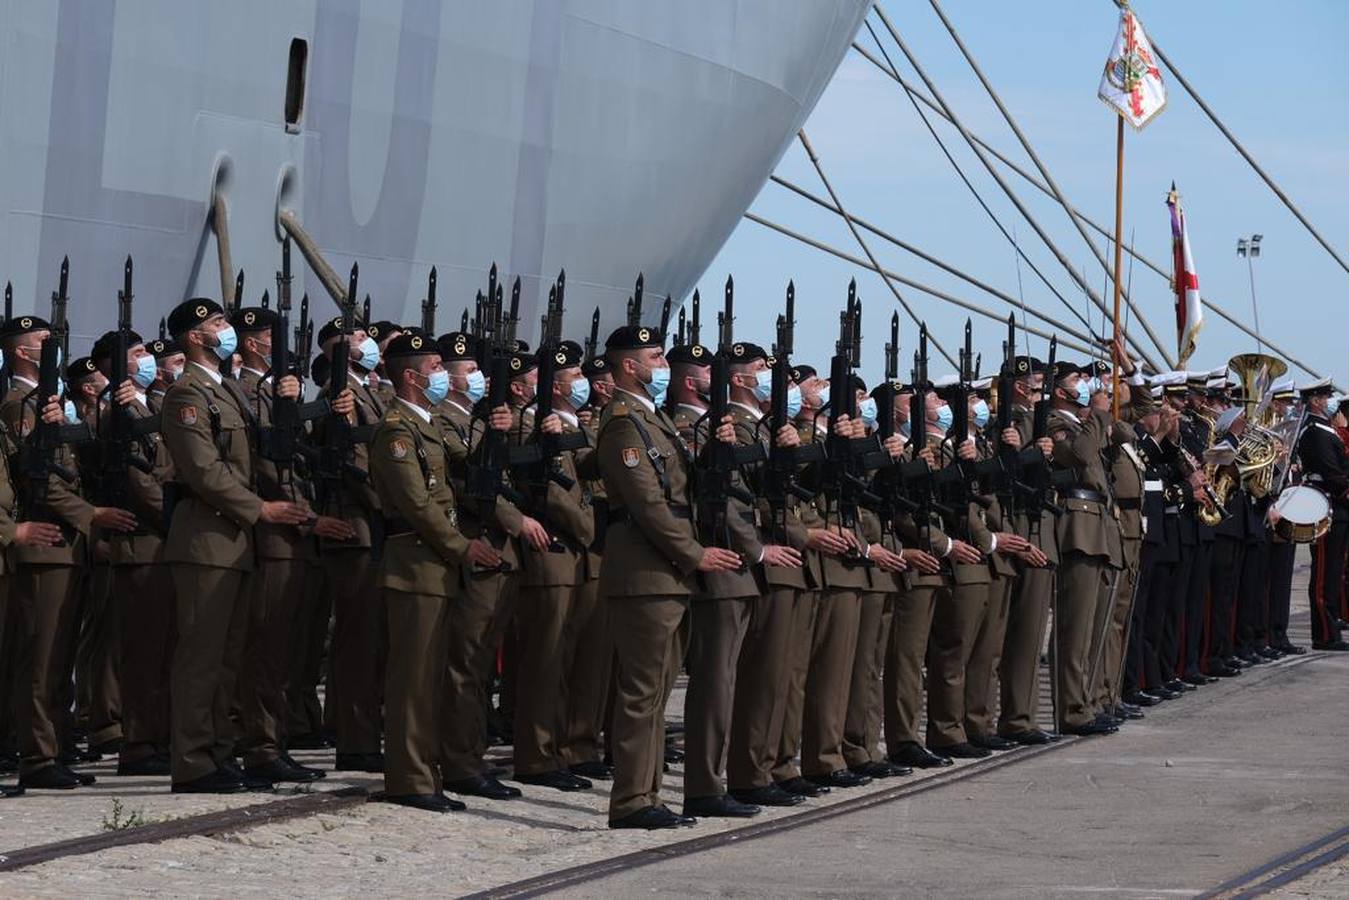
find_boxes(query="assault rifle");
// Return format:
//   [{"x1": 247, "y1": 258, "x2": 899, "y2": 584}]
[
  {"x1": 821, "y1": 281, "x2": 879, "y2": 556},
  {"x1": 96, "y1": 256, "x2": 156, "y2": 507},
  {"x1": 295, "y1": 292, "x2": 313, "y2": 381},
  {"x1": 315, "y1": 263, "x2": 369, "y2": 505},
  {"x1": 764, "y1": 280, "x2": 824, "y2": 536},
  {"x1": 466, "y1": 265, "x2": 525, "y2": 521},
  {"x1": 221, "y1": 269, "x2": 244, "y2": 375},
  {"x1": 583, "y1": 307, "x2": 600, "y2": 365},
  {"x1": 260, "y1": 237, "x2": 325, "y2": 478},
  {"x1": 697, "y1": 275, "x2": 757, "y2": 551},
  {"x1": 421, "y1": 267, "x2": 438, "y2": 336},
  {"x1": 865, "y1": 313, "x2": 922, "y2": 524},
  {"x1": 689, "y1": 290, "x2": 701, "y2": 346}
]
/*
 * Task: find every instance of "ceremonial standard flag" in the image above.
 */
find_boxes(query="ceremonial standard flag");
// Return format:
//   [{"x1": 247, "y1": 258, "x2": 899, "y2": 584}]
[
  {"x1": 1098, "y1": 8, "x2": 1167, "y2": 130},
  {"x1": 1168, "y1": 185, "x2": 1203, "y2": 365}
]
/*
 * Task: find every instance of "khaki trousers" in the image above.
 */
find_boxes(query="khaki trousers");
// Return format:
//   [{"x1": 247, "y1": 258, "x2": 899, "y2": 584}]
[
  {"x1": 13, "y1": 564, "x2": 82, "y2": 774},
  {"x1": 77, "y1": 565, "x2": 121, "y2": 748},
  {"x1": 843, "y1": 591, "x2": 892, "y2": 768},
  {"x1": 607, "y1": 594, "x2": 688, "y2": 821},
  {"x1": 239, "y1": 557, "x2": 306, "y2": 767},
  {"x1": 513, "y1": 582, "x2": 576, "y2": 776},
  {"x1": 884, "y1": 584, "x2": 942, "y2": 750},
  {"x1": 926, "y1": 581, "x2": 990, "y2": 748},
  {"x1": 170, "y1": 565, "x2": 245, "y2": 783},
  {"x1": 327, "y1": 550, "x2": 385, "y2": 755},
  {"x1": 285, "y1": 560, "x2": 329, "y2": 742},
  {"x1": 116, "y1": 563, "x2": 175, "y2": 764},
  {"x1": 771, "y1": 591, "x2": 819, "y2": 783},
  {"x1": 728, "y1": 586, "x2": 800, "y2": 790},
  {"x1": 965, "y1": 574, "x2": 1013, "y2": 741},
  {"x1": 999, "y1": 566, "x2": 1054, "y2": 737},
  {"x1": 1054, "y1": 553, "x2": 1109, "y2": 730},
  {"x1": 385, "y1": 589, "x2": 448, "y2": 797},
  {"x1": 440, "y1": 567, "x2": 516, "y2": 781},
  {"x1": 1097, "y1": 539, "x2": 1140, "y2": 709},
  {"x1": 559, "y1": 577, "x2": 610, "y2": 768},
  {"x1": 684, "y1": 596, "x2": 751, "y2": 798},
  {"x1": 801, "y1": 588, "x2": 862, "y2": 778}
]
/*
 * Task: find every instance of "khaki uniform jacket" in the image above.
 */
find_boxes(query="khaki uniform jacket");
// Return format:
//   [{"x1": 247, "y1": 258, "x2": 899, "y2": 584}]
[
  {"x1": 237, "y1": 369, "x2": 315, "y2": 561},
  {"x1": 1010, "y1": 404, "x2": 1060, "y2": 566},
  {"x1": 893, "y1": 431, "x2": 955, "y2": 589},
  {"x1": 369, "y1": 402, "x2": 470, "y2": 595},
  {"x1": 1049, "y1": 406, "x2": 1121, "y2": 564},
  {"x1": 432, "y1": 398, "x2": 522, "y2": 571},
  {"x1": 517, "y1": 414, "x2": 596, "y2": 588},
  {"x1": 0, "y1": 424, "x2": 22, "y2": 574},
  {"x1": 1109, "y1": 421, "x2": 1146, "y2": 542},
  {"x1": 159, "y1": 364, "x2": 263, "y2": 570},
  {"x1": 596, "y1": 389, "x2": 703, "y2": 597},
  {"x1": 798, "y1": 420, "x2": 871, "y2": 592},
  {"x1": 99, "y1": 394, "x2": 172, "y2": 565},
  {"x1": 1, "y1": 380, "x2": 95, "y2": 567},
  {"x1": 316, "y1": 372, "x2": 384, "y2": 550},
  {"x1": 732, "y1": 403, "x2": 815, "y2": 591}
]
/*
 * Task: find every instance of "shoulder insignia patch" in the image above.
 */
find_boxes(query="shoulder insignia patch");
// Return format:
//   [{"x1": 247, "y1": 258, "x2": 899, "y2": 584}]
[
  {"x1": 390, "y1": 439, "x2": 408, "y2": 460},
  {"x1": 621, "y1": 447, "x2": 641, "y2": 468},
  {"x1": 180, "y1": 405, "x2": 198, "y2": 426}
]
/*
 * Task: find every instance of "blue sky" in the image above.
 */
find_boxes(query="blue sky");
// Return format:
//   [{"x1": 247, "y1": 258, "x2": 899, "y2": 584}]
[{"x1": 691, "y1": 0, "x2": 1348, "y2": 387}]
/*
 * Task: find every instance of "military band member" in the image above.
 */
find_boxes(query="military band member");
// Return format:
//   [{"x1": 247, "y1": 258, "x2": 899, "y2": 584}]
[
  {"x1": 1297, "y1": 378, "x2": 1349, "y2": 650},
  {"x1": 1264, "y1": 380, "x2": 1303, "y2": 655}
]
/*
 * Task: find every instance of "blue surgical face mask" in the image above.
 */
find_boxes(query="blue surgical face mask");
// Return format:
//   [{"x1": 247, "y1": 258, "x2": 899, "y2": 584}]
[
  {"x1": 169, "y1": 363, "x2": 185, "y2": 382},
  {"x1": 1075, "y1": 379, "x2": 1092, "y2": 407},
  {"x1": 422, "y1": 369, "x2": 450, "y2": 406},
  {"x1": 133, "y1": 354, "x2": 157, "y2": 389},
  {"x1": 858, "y1": 397, "x2": 878, "y2": 429},
  {"x1": 936, "y1": 403, "x2": 954, "y2": 433},
  {"x1": 463, "y1": 369, "x2": 487, "y2": 404},
  {"x1": 1328, "y1": 396, "x2": 1342, "y2": 417},
  {"x1": 786, "y1": 385, "x2": 803, "y2": 418},
  {"x1": 64, "y1": 399, "x2": 80, "y2": 425},
  {"x1": 357, "y1": 336, "x2": 380, "y2": 372},
  {"x1": 644, "y1": 364, "x2": 670, "y2": 405},
  {"x1": 752, "y1": 369, "x2": 773, "y2": 402},
  {"x1": 568, "y1": 376, "x2": 591, "y2": 409},
  {"x1": 973, "y1": 399, "x2": 990, "y2": 429},
  {"x1": 212, "y1": 325, "x2": 238, "y2": 361},
  {"x1": 816, "y1": 385, "x2": 830, "y2": 411}
]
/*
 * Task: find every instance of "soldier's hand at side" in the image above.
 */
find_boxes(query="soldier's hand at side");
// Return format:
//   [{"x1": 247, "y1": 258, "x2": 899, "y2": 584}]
[
  {"x1": 884, "y1": 434, "x2": 905, "y2": 459},
  {"x1": 540, "y1": 413, "x2": 563, "y2": 435},
  {"x1": 957, "y1": 437, "x2": 977, "y2": 461},
  {"x1": 806, "y1": 527, "x2": 849, "y2": 556},
  {"x1": 995, "y1": 531, "x2": 1030, "y2": 554},
  {"x1": 40, "y1": 396, "x2": 65, "y2": 425},
  {"x1": 114, "y1": 379, "x2": 138, "y2": 407},
  {"x1": 869, "y1": 544, "x2": 906, "y2": 572},
  {"x1": 901, "y1": 547, "x2": 942, "y2": 575},
  {"x1": 313, "y1": 516, "x2": 356, "y2": 541},
  {"x1": 949, "y1": 539, "x2": 983, "y2": 565},
  {"x1": 761, "y1": 544, "x2": 803, "y2": 568},
  {"x1": 277, "y1": 375, "x2": 301, "y2": 401},
  {"x1": 697, "y1": 546, "x2": 743, "y2": 572},
  {"x1": 1001, "y1": 427, "x2": 1021, "y2": 448},
  {"x1": 1036, "y1": 436, "x2": 1053, "y2": 457},
  {"x1": 15, "y1": 521, "x2": 63, "y2": 547},
  {"x1": 465, "y1": 538, "x2": 502, "y2": 569},
  {"x1": 259, "y1": 501, "x2": 309, "y2": 526},
  {"x1": 489, "y1": 404, "x2": 512, "y2": 432},
  {"x1": 775, "y1": 424, "x2": 800, "y2": 448},
  {"x1": 332, "y1": 388, "x2": 356, "y2": 419},
  {"x1": 520, "y1": 516, "x2": 551, "y2": 552},
  {"x1": 92, "y1": 507, "x2": 137, "y2": 532},
  {"x1": 1019, "y1": 544, "x2": 1049, "y2": 567}
]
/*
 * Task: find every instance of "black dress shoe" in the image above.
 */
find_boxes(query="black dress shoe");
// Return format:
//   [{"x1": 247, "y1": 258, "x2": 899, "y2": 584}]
[
  {"x1": 730, "y1": 784, "x2": 807, "y2": 807},
  {"x1": 969, "y1": 735, "x2": 1018, "y2": 752},
  {"x1": 19, "y1": 765, "x2": 81, "y2": 790},
  {"x1": 1277, "y1": 643, "x2": 1307, "y2": 655},
  {"x1": 244, "y1": 758, "x2": 323, "y2": 784},
  {"x1": 1112, "y1": 704, "x2": 1144, "y2": 721},
  {"x1": 1225, "y1": 655, "x2": 1250, "y2": 669},
  {"x1": 850, "y1": 759, "x2": 909, "y2": 778},
  {"x1": 933, "y1": 742, "x2": 991, "y2": 760},
  {"x1": 1151, "y1": 686, "x2": 1181, "y2": 700},
  {"x1": 279, "y1": 753, "x2": 327, "y2": 780},
  {"x1": 889, "y1": 742, "x2": 954, "y2": 769},
  {"x1": 609, "y1": 804, "x2": 697, "y2": 830},
  {"x1": 684, "y1": 794, "x2": 760, "y2": 818},
  {"x1": 1209, "y1": 663, "x2": 1242, "y2": 677},
  {"x1": 0, "y1": 783, "x2": 24, "y2": 798},
  {"x1": 384, "y1": 791, "x2": 466, "y2": 813},
  {"x1": 1237, "y1": 651, "x2": 1263, "y2": 666},
  {"x1": 1183, "y1": 673, "x2": 1218, "y2": 686},
  {"x1": 1125, "y1": 690, "x2": 1162, "y2": 706},
  {"x1": 445, "y1": 774, "x2": 522, "y2": 799},
  {"x1": 1313, "y1": 640, "x2": 1349, "y2": 651},
  {"x1": 117, "y1": 755, "x2": 171, "y2": 777},
  {"x1": 569, "y1": 760, "x2": 614, "y2": 780},
  {"x1": 334, "y1": 752, "x2": 385, "y2": 773},
  {"x1": 515, "y1": 769, "x2": 591, "y2": 792},
  {"x1": 59, "y1": 764, "x2": 97, "y2": 786},
  {"x1": 776, "y1": 776, "x2": 828, "y2": 797},
  {"x1": 220, "y1": 761, "x2": 274, "y2": 791},
  {"x1": 1062, "y1": 720, "x2": 1118, "y2": 737},
  {"x1": 1165, "y1": 679, "x2": 1195, "y2": 693},
  {"x1": 171, "y1": 769, "x2": 248, "y2": 794},
  {"x1": 807, "y1": 769, "x2": 871, "y2": 789},
  {"x1": 0, "y1": 752, "x2": 17, "y2": 774},
  {"x1": 1257, "y1": 646, "x2": 1283, "y2": 660},
  {"x1": 1001, "y1": 729, "x2": 1056, "y2": 746},
  {"x1": 286, "y1": 733, "x2": 332, "y2": 751},
  {"x1": 664, "y1": 747, "x2": 685, "y2": 764}
]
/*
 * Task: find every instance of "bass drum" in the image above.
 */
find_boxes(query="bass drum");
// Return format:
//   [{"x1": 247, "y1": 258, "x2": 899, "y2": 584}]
[{"x1": 1273, "y1": 485, "x2": 1331, "y2": 543}]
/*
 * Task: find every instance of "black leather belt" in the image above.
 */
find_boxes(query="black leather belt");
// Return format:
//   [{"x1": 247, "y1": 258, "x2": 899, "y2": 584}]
[
  {"x1": 1115, "y1": 497, "x2": 1141, "y2": 511},
  {"x1": 608, "y1": 504, "x2": 692, "y2": 524},
  {"x1": 1065, "y1": 488, "x2": 1108, "y2": 504}
]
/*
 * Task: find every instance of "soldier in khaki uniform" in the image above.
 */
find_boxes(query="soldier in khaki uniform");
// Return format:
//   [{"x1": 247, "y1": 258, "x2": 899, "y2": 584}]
[
  {"x1": 595, "y1": 325, "x2": 741, "y2": 830},
  {"x1": 2, "y1": 316, "x2": 136, "y2": 790},
  {"x1": 368, "y1": 333, "x2": 503, "y2": 813},
  {"x1": 146, "y1": 338, "x2": 184, "y2": 415},
  {"x1": 159, "y1": 298, "x2": 310, "y2": 793},
  {"x1": 366, "y1": 320, "x2": 402, "y2": 408},
  {"x1": 510, "y1": 343, "x2": 598, "y2": 791}
]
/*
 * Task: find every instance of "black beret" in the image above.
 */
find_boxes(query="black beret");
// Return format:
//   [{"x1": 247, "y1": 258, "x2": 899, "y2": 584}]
[
  {"x1": 508, "y1": 350, "x2": 538, "y2": 377},
  {"x1": 167, "y1": 298, "x2": 224, "y2": 337},
  {"x1": 559, "y1": 339, "x2": 583, "y2": 359},
  {"x1": 66, "y1": 356, "x2": 99, "y2": 382},
  {"x1": 1084, "y1": 360, "x2": 1111, "y2": 378},
  {"x1": 0, "y1": 315, "x2": 51, "y2": 341},
  {"x1": 368, "y1": 320, "x2": 400, "y2": 342},
  {"x1": 727, "y1": 342, "x2": 768, "y2": 365},
  {"x1": 1009, "y1": 355, "x2": 1043, "y2": 377},
  {"x1": 383, "y1": 332, "x2": 439, "y2": 361},
  {"x1": 666, "y1": 344, "x2": 712, "y2": 366},
  {"x1": 90, "y1": 329, "x2": 145, "y2": 362},
  {"x1": 870, "y1": 381, "x2": 906, "y2": 401},
  {"x1": 581, "y1": 356, "x2": 610, "y2": 377},
  {"x1": 147, "y1": 338, "x2": 180, "y2": 359},
  {"x1": 514, "y1": 339, "x2": 531, "y2": 353},
  {"x1": 436, "y1": 331, "x2": 477, "y2": 362},
  {"x1": 1053, "y1": 361, "x2": 1085, "y2": 382},
  {"x1": 790, "y1": 364, "x2": 817, "y2": 384},
  {"x1": 317, "y1": 314, "x2": 367, "y2": 345},
  {"x1": 545, "y1": 343, "x2": 583, "y2": 369},
  {"x1": 604, "y1": 325, "x2": 663, "y2": 354},
  {"x1": 231, "y1": 306, "x2": 277, "y2": 333}
]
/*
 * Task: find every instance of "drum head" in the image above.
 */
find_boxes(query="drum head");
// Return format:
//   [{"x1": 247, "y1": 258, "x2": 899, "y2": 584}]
[{"x1": 1275, "y1": 485, "x2": 1331, "y2": 523}]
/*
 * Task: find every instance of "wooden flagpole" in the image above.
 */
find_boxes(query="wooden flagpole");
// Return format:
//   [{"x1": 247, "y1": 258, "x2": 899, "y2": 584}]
[{"x1": 1111, "y1": 114, "x2": 1125, "y2": 418}]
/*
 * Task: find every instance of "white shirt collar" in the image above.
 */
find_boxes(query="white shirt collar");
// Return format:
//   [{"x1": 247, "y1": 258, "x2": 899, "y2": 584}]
[
  {"x1": 557, "y1": 408, "x2": 579, "y2": 427},
  {"x1": 191, "y1": 361, "x2": 223, "y2": 385},
  {"x1": 1056, "y1": 407, "x2": 1081, "y2": 425},
  {"x1": 135, "y1": 390, "x2": 147, "y2": 406},
  {"x1": 445, "y1": 397, "x2": 473, "y2": 417},
  {"x1": 616, "y1": 387, "x2": 655, "y2": 413},
  {"x1": 11, "y1": 375, "x2": 35, "y2": 389},
  {"x1": 729, "y1": 400, "x2": 763, "y2": 421},
  {"x1": 396, "y1": 397, "x2": 432, "y2": 423},
  {"x1": 242, "y1": 366, "x2": 270, "y2": 383}
]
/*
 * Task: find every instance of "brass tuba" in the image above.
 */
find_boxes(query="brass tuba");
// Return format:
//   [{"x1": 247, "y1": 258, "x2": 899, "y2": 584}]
[{"x1": 1224, "y1": 353, "x2": 1287, "y2": 499}]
